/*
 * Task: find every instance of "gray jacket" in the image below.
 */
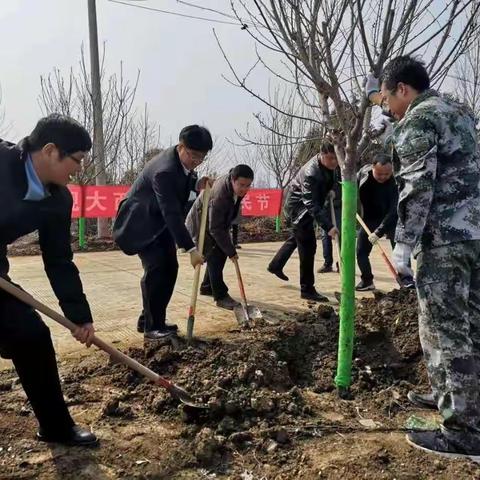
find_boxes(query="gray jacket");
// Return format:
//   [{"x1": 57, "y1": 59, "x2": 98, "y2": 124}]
[{"x1": 186, "y1": 173, "x2": 241, "y2": 258}]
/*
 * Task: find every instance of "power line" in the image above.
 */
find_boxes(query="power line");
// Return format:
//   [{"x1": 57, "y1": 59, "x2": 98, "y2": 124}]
[
  {"x1": 108, "y1": 0, "x2": 246, "y2": 27},
  {"x1": 174, "y1": 0, "x2": 240, "y2": 22}
]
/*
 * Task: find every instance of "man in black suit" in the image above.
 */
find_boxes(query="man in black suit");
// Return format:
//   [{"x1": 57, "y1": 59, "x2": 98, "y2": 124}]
[
  {"x1": 0, "y1": 114, "x2": 97, "y2": 446},
  {"x1": 113, "y1": 125, "x2": 212, "y2": 339}
]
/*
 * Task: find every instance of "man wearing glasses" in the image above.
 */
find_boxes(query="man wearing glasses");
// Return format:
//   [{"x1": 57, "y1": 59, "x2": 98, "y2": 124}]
[
  {"x1": 0, "y1": 114, "x2": 97, "y2": 446},
  {"x1": 114, "y1": 125, "x2": 212, "y2": 339},
  {"x1": 367, "y1": 57, "x2": 480, "y2": 459}
]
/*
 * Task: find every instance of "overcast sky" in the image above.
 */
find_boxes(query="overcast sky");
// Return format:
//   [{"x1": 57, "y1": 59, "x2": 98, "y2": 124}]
[{"x1": 0, "y1": 0, "x2": 274, "y2": 167}]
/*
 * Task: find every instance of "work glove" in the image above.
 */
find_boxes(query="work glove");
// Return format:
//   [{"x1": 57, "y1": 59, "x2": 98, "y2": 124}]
[
  {"x1": 189, "y1": 249, "x2": 204, "y2": 268},
  {"x1": 392, "y1": 242, "x2": 414, "y2": 277},
  {"x1": 370, "y1": 114, "x2": 394, "y2": 143},
  {"x1": 365, "y1": 73, "x2": 380, "y2": 100},
  {"x1": 368, "y1": 232, "x2": 380, "y2": 245}
]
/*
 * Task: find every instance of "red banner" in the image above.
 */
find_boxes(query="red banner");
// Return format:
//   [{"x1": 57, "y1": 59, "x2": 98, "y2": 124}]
[
  {"x1": 67, "y1": 185, "x2": 130, "y2": 218},
  {"x1": 241, "y1": 189, "x2": 283, "y2": 217},
  {"x1": 67, "y1": 186, "x2": 283, "y2": 219},
  {"x1": 67, "y1": 185, "x2": 83, "y2": 219}
]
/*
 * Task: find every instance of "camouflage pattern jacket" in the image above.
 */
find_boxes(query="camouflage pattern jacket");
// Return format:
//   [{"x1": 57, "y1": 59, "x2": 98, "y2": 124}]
[
  {"x1": 284, "y1": 155, "x2": 334, "y2": 230},
  {"x1": 391, "y1": 90, "x2": 480, "y2": 255}
]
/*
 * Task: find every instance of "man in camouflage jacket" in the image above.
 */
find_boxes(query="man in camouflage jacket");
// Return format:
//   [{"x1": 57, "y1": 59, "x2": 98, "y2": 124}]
[
  {"x1": 268, "y1": 142, "x2": 339, "y2": 302},
  {"x1": 367, "y1": 56, "x2": 480, "y2": 459}
]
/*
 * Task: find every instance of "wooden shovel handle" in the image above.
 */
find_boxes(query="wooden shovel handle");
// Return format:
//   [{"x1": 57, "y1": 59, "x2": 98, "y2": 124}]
[
  {"x1": 188, "y1": 183, "x2": 211, "y2": 315},
  {"x1": 0, "y1": 277, "x2": 173, "y2": 390},
  {"x1": 329, "y1": 195, "x2": 341, "y2": 274},
  {"x1": 232, "y1": 258, "x2": 248, "y2": 308},
  {"x1": 355, "y1": 213, "x2": 402, "y2": 286}
]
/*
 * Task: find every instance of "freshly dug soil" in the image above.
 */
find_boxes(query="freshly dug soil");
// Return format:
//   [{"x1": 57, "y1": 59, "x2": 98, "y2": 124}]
[{"x1": 0, "y1": 288, "x2": 478, "y2": 479}]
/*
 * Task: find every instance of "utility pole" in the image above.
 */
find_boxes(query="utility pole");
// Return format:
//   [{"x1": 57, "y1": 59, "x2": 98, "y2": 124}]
[{"x1": 88, "y1": 0, "x2": 109, "y2": 238}]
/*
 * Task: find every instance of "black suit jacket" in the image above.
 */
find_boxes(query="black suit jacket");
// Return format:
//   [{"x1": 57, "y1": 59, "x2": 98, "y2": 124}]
[
  {"x1": 113, "y1": 146, "x2": 197, "y2": 255},
  {"x1": 0, "y1": 139, "x2": 92, "y2": 324}
]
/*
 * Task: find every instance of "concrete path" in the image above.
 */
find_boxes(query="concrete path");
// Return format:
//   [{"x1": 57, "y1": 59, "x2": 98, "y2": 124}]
[{"x1": 1, "y1": 240, "x2": 401, "y2": 369}]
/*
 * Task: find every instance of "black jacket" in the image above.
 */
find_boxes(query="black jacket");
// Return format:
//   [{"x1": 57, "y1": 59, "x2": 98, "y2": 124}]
[
  {"x1": 185, "y1": 173, "x2": 241, "y2": 258},
  {"x1": 357, "y1": 164, "x2": 398, "y2": 238},
  {"x1": 113, "y1": 146, "x2": 197, "y2": 255},
  {"x1": 0, "y1": 139, "x2": 92, "y2": 325},
  {"x1": 284, "y1": 155, "x2": 335, "y2": 230}
]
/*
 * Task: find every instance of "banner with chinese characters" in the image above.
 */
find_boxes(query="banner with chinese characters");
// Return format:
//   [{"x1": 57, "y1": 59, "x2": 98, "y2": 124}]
[
  {"x1": 240, "y1": 189, "x2": 283, "y2": 217},
  {"x1": 67, "y1": 185, "x2": 283, "y2": 219},
  {"x1": 67, "y1": 185, "x2": 130, "y2": 218}
]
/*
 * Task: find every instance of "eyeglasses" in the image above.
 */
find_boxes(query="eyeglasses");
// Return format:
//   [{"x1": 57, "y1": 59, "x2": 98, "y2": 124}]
[
  {"x1": 186, "y1": 148, "x2": 208, "y2": 163},
  {"x1": 68, "y1": 155, "x2": 84, "y2": 165}
]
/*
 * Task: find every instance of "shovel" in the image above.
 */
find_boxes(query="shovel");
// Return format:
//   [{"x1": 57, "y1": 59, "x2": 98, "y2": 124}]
[
  {"x1": 329, "y1": 195, "x2": 341, "y2": 274},
  {"x1": 186, "y1": 183, "x2": 211, "y2": 342},
  {"x1": 0, "y1": 277, "x2": 206, "y2": 409},
  {"x1": 355, "y1": 213, "x2": 403, "y2": 287},
  {"x1": 232, "y1": 257, "x2": 262, "y2": 326}
]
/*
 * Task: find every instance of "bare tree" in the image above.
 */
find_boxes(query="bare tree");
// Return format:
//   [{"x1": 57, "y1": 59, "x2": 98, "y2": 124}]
[
  {"x1": 454, "y1": 33, "x2": 480, "y2": 128},
  {"x1": 119, "y1": 104, "x2": 161, "y2": 184},
  {"x1": 218, "y1": 1, "x2": 479, "y2": 180},
  {"x1": 38, "y1": 45, "x2": 141, "y2": 187},
  {"x1": 212, "y1": 0, "x2": 480, "y2": 389},
  {"x1": 237, "y1": 86, "x2": 317, "y2": 188}
]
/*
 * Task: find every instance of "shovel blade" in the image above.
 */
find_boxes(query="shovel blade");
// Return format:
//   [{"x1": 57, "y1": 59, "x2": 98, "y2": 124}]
[
  {"x1": 167, "y1": 384, "x2": 208, "y2": 409},
  {"x1": 246, "y1": 305, "x2": 262, "y2": 320},
  {"x1": 234, "y1": 305, "x2": 249, "y2": 326},
  {"x1": 233, "y1": 304, "x2": 263, "y2": 326}
]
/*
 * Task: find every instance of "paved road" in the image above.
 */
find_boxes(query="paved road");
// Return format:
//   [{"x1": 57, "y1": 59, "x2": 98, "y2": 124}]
[{"x1": 1, "y1": 240, "x2": 401, "y2": 369}]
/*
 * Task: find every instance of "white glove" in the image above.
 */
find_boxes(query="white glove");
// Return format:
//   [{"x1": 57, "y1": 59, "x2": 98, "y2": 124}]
[
  {"x1": 365, "y1": 73, "x2": 380, "y2": 99},
  {"x1": 370, "y1": 114, "x2": 394, "y2": 143},
  {"x1": 368, "y1": 233, "x2": 379, "y2": 245},
  {"x1": 392, "y1": 242, "x2": 414, "y2": 277}
]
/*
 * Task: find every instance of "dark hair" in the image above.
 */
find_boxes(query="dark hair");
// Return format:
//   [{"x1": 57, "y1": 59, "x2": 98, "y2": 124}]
[
  {"x1": 320, "y1": 141, "x2": 335, "y2": 154},
  {"x1": 26, "y1": 114, "x2": 92, "y2": 155},
  {"x1": 179, "y1": 125, "x2": 213, "y2": 152},
  {"x1": 381, "y1": 55, "x2": 430, "y2": 92},
  {"x1": 372, "y1": 153, "x2": 393, "y2": 166},
  {"x1": 230, "y1": 164, "x2": 254, "y2": 180}
]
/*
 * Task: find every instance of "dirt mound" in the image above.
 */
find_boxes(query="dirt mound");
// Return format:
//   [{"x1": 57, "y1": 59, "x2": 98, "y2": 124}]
[
  {"x1": 2, "y1": 288, "x2": 476, "y2": 479},
  {"x1": 61, "y1": 288, "x2": 426, "y2": 467}
]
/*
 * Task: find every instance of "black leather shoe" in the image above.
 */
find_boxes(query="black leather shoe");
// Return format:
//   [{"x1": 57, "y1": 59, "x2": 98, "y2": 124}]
[
  {"x1": 37, "y1": 425, "x2": 98, "y2": 447},
  {"x1": 355, "y1": 280, "x2": 375, "y2": 291},
  {"x1": 144, "y1": 329, "x2": 175, "y2": 340},
  {"x1": 407, "y1": 391, "x2": 437, "y2": 410},
  {"x1": 318, "y1": 264, "x2": 333, "y2": 273},
  {"x1": 301, "y1": 289, "x2": 329, "y2": 302},
  {"x1": 139, "y1": 323, "x2": 177, "y2": 334},
  {"x1": 199, "y1": 288, "x2": 213, "y2": 296},
  {"x1": 267, "y1": 266, "x2": 289, "y2": 281},
  {"x1": 216, "y1": 294, "x2": 241, "y2": 310}
]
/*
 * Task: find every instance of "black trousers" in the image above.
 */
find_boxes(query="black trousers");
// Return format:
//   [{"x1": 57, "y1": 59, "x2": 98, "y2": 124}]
[
  {"x1": 357, "y1": 224, "x2": 394, "y2": 283},
  {"x1": 0, "y1": 289, "x2": 74, "y2": 436},
  {"x1": 269, "y1": 215, "x2": 317, "y2": 291},
  {"x1": 137, "y1": 232, "x2": 178, "y2": 331},
  {"x1": 201, "y1": 244, "x2": 229, "y2": 301}
]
